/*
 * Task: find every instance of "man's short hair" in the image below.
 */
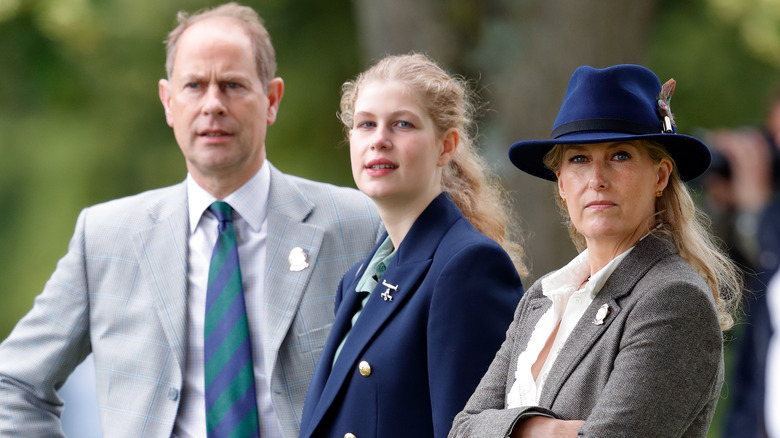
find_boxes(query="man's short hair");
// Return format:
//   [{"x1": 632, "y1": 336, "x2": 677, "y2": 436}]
[{"x1": 163, "y1": 2, "x2": 276, "y2": 88}]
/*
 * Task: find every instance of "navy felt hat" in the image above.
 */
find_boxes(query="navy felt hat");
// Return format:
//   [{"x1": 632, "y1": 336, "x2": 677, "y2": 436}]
[{"x1": 508, "y1": 64, "x2": 711, "y2": 181}]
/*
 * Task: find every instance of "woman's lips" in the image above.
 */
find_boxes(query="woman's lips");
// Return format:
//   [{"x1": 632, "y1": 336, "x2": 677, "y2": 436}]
[{"x1": 585, "y1": 200, "x2": 616, "y2": 210}]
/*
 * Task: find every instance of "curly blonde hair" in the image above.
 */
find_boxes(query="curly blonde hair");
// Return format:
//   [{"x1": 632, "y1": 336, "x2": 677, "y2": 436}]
[
  {"x1": 543, "y1": 140, "x2": 742, "y2": 330},
  {"x1": 340, "y1": 53, "x2": 527, "y2": 276}
]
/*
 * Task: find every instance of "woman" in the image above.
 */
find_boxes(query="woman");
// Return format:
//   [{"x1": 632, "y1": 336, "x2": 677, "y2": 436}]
[
  {"x1": 298, "y1": 53, "x2": 526, "y2": 438},
  {"x1": 449, "y1": 64, "x2": 742, "y2": 437}
]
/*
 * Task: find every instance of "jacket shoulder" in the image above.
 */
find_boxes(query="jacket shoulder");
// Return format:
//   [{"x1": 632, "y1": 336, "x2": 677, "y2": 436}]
[
  {"x1": 81, "y1": 182, "x2": 186, "y2": 228},
  {"x1": 287, "y1": 176, "x2": 375, "y2": 210}
]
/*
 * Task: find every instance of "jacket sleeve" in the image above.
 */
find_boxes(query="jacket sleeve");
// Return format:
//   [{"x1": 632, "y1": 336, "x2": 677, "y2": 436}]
[
  {"x1": 448, "y1": 289, "x2": 553, "y2": 437},
  {"x1": 427, "y1": 240, "x2": 523, "y2": 438},
  {"x1": 0, "y1": 209, "x2": 92, "y2": 437}
]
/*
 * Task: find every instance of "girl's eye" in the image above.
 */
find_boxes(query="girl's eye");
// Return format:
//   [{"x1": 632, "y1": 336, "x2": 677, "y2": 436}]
[
  {"x1": 396, "y1": 121, "x2": 413, "y2": 128},
  {"x1": 357, "y1": 121, "x2": 376, "y2": 128}
]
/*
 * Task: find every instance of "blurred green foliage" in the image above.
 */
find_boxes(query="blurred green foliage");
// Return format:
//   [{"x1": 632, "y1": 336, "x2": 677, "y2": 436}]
[{"x1": 649, "y1": 0, "x2": 780, "y2": 130}]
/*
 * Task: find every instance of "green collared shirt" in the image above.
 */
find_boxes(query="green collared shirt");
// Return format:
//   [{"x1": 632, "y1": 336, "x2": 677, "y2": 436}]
[{"x1": 333, "y1": 236, "x2": 396, "y2": 365}]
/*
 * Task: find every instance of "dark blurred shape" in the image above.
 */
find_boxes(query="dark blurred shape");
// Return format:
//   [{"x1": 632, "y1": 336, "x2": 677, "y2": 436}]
[{"x1": 707, "y1": 95, "x2": 780, "y2": 438}]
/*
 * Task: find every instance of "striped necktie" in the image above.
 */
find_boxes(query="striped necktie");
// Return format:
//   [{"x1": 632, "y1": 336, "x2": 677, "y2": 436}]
[{"x1": 204, "y1": 201, "x2": 260, "y2": 438}]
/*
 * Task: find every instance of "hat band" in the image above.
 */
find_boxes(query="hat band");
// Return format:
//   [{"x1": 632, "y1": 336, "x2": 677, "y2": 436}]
[{"x1": 552, "y1": 118, "x2": 659, "y2": 139}]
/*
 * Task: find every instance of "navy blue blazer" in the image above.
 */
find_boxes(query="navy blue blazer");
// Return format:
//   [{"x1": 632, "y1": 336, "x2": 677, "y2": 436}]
[{"x1": 299, "y1": 193, "x2": 523, "y2": 438}]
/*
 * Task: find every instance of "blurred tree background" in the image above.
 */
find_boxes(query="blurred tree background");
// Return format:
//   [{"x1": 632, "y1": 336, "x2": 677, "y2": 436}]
[{"x1": 1, "y1": 0, "x2": 778, "y2": 435}]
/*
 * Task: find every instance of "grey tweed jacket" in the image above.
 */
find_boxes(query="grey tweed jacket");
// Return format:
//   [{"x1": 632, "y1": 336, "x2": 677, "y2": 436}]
[
  {"x1": 0, "y1": 162, "x2": 381, "y2": 438},
  {"x1": 449, "y1": 234, "x2": 724, "y2": 438}
]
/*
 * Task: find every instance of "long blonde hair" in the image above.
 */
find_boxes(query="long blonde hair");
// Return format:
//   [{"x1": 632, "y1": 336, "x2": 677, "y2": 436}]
[
  {"x1": 340, "y1": 53, "x2": 527, "y2": 276},
  {"x1": 543, "y1": 140, "x2": 742, "y2": 330}
]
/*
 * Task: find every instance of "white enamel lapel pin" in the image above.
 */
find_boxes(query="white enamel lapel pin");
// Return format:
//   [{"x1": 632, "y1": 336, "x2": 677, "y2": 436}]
[
  {"x1": 592, "y1": 303, "x2": 610, "y2": 325},
  {"x1": 288, "y1": 247, "x2": 309, "y2": 272}
]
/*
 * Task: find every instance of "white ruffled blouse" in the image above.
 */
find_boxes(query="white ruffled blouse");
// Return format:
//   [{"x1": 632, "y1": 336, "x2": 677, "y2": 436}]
[{"x1": 506, "y1": 246, "x2": 633, "y2": 408}]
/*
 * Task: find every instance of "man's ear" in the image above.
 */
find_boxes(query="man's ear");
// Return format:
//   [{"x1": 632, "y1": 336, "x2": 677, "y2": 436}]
[
  {"x1": 266, "y1": 77, "x2": 284, "y2": 125},
  {"x1": 159, "y1": 79, "x2": 174, "y2": 127}
]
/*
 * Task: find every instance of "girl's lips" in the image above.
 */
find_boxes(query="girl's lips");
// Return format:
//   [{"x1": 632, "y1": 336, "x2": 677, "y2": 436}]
[
  {"x1": 366, "y1": 158, "x2": 397, "y2": 169},
  {"x1": 365, "y1": 158, "x2": 398, "y2": 176}
]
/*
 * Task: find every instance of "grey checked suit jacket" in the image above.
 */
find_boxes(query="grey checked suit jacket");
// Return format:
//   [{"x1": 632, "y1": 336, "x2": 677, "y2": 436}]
[
  {"x1": 0, "y1": 163, "x2": 381, "y2": 438},
  {"x1": 449, "y1": 234, "x2": 724, "y2": 438}
]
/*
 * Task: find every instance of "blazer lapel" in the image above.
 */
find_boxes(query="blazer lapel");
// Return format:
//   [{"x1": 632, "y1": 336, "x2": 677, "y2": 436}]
[
  {"x1": 303, "y1": 193, "x2": 460, "y2": 433},
  {"x1": 306, "y1": 253, "x2": 433, "y2": 433},
  {"x1": 539, "y1": 235, "x2": 675, "y2": 408},
  {"x1": 133, "y1": 182, "x2": 190, "y2": 373},
  {"x1": 262, "y1": 164, "x2": 324, "y2": 375},
  {"x1": 300, "y1": 254, "x2": 381, "y2": 437}
]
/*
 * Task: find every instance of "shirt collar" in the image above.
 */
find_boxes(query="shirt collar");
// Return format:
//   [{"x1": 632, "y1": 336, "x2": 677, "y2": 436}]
[
  {"x1": 187, "y1": 161, "x2": 271, "y2": 233},
  {"x1": 542, "y1": 245, "x2": 634, "y2": 300},
  {"x1": 355, "y1": 235, "x2": 396, "y2": 294}
]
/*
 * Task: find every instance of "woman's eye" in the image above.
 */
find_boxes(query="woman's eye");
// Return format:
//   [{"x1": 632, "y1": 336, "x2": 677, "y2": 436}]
[
  {"x1": 357, "y1": 121, "x2": 376, "y2": 128},
  {"x1": 569, "y1": 155, "x2": 587, "y2": 163},
  {"x1": 613, "y1": 151, "x2": 631, "y2": 161}
]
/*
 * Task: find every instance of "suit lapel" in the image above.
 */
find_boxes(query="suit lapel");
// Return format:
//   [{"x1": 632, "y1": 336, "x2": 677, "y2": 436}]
[
  {"x1": 300, "y1": 252, "x2": 385, "y2": 437},
  {"x1": 307, "y1": 255, "x2": 432, "y2": 430},
  {"x1": 133, "y1": 182, "x2": 190, "y2": 372},
  {"x1": 262, "y1": 164, "x2": 323, "y2": 375},
  {"x1": 303, "y1": 193, "x2": 460, "y2": 434},
  {"x1": 539, "y1": 235, "x2": 675, "y2": 408}
]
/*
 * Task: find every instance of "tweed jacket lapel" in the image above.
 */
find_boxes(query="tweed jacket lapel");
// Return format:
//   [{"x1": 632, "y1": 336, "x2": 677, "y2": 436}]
[
  {"x1": 305, "y1": 193, "x2": 461, "y2": 431},
  {"x1": 133, "y1": 181, "x2": 190, "y2": 373},
  {"x1": 538, "y1": 235, "x2": 675, "y2": 408},
  {"x1": 262, "y1": 164, "x2": 324, "y2": 375}
]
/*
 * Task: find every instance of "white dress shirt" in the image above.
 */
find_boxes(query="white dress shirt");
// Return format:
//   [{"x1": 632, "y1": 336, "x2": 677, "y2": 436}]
[
  {"x1": 765, "y1": 268, "x2": 780, "y2": 438},
  {"x1": 507, "y1": 246, "x2": 633, "y2": 408},
  {"x1": 173, "y1": 162, "x2": 283, "y2": 438}
]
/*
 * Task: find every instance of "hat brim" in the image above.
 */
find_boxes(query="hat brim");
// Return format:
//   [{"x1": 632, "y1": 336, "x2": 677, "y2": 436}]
[{"x1": 508, "y1": 131, "x2": 712, "y2": 182}]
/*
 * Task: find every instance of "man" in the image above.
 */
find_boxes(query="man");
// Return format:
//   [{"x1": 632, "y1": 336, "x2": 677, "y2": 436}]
[{"x1": 0, "y1": 3, "x2": 380, "y2": 437}]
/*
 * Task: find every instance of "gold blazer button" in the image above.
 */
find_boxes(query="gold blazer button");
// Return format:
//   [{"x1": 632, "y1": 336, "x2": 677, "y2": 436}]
[
  {"x1": 344, "y1": 434, "x2": 357, "y2": 438},
  {"x1": 358, "y1": 361, "x2": 371, "y2": 377}
]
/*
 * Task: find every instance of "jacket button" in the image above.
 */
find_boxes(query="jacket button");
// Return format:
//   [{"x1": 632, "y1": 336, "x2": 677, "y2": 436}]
[
  {"x1": 358, "y1": 360, "x2": 371, "y2": 377},
  {"x1": 345, "y1": 434, "x2": 357, "y2": 438}
]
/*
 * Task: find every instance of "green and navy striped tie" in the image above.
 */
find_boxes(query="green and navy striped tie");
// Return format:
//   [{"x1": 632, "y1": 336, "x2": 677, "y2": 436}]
[{"x1": 204, "y1": 201, "x2": 260, "y2": 438}]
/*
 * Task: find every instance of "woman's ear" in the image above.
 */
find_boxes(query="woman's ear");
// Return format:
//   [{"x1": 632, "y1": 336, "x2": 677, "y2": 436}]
[
  {"x1": 557, "y1": 172, "x2": 565, "y2": 199},
  {"x1": 656, "y1": 157, "x2": 673, "y2": 192},
  {"x1": 437, "y1": 128, "x2": 459, "y2": 167}
]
